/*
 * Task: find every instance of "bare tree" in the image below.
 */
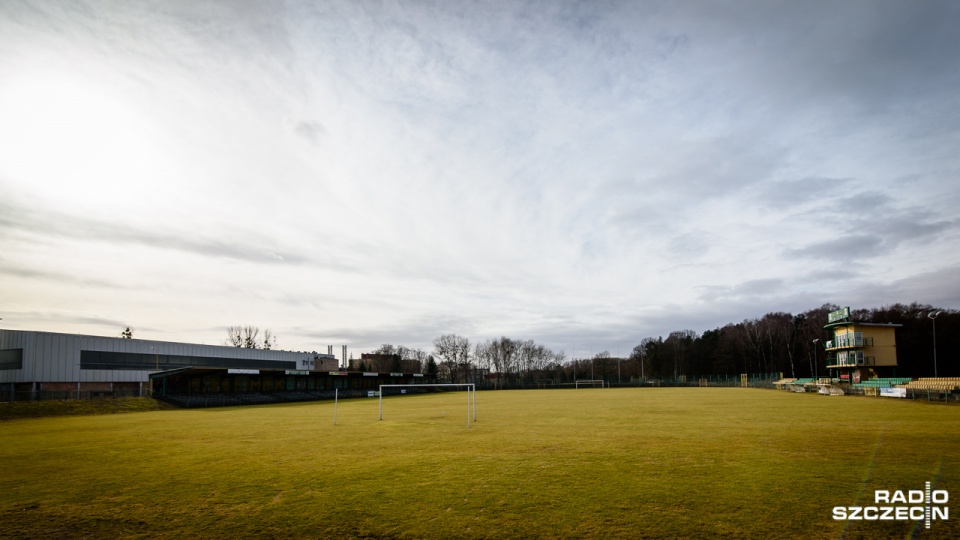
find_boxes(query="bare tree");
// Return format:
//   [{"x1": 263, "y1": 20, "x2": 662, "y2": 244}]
[
  {"x1": 263, "y1": 328, "x2": 276, "y2": 350},
  {"x1": 629, "y1": 343, "x2": 646, "y2": 380},
  {"x1": 242, "y1": 326, "x2": 260, "y2": 349},
  {"x1": 410, "y1": 348, "x2": 429, "y2": 373},
  {"x1": 226, "y1": 326, "x2": 244, "y2": 347},
  {"x1": 487, "y1": 337, "x2": 519, "y2": 385},
  {"x1": 592, "y1": 350, "x2": 611, "y2": 381},
  {"x1": 740, "y1": 319, "x2": 766, "y2": 374},
  {"x1": 552, "y1": 350, "x2": 567, "y2": 381},
  {"x1": 225, "y1": 325, "x2": 275, "y2": 349},
  {"x1": 665, "y1": 331, "x2": 696, "y2": 379},
  {"x1": 373, "y1": 344, "x2": 397, "y2": 356},
  {"x1": 433, "y1": 334, "x2": 470, "y2": 382},
  {"x1": 474, "y1": 342, "x2": 492, "y2": 375},
  {"x1": 517, "y1": 340, "x2": 536, "y2": 380}
]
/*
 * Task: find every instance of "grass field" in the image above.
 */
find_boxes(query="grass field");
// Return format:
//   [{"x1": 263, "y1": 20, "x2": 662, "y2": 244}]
[{"x1": 1, "y1": 388, "x2": 958, "y2": 539}]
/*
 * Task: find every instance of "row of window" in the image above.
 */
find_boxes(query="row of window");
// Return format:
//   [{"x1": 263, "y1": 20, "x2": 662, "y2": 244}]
[{"x1": 80, "y1": 351, "x2": 297, "y2": 371}]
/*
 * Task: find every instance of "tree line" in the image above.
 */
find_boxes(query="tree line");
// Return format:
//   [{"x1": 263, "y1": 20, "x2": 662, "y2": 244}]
[
  {"x1": 364, "y1": 303, "x2": 959, "y2": 383},
  {"x1": 216, "y1": 302, "x2": 957, "y2": 382}
]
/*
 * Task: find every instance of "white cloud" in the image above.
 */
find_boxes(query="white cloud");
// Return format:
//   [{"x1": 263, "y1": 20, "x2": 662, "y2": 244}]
[{"x1": 1, "y1": 0, "x2": 959, "y2": 356}]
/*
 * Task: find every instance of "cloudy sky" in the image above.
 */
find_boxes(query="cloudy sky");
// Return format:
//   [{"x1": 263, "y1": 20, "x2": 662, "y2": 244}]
[{"x1": 1, "y1": 0, "x2": 958, "y2": 357}]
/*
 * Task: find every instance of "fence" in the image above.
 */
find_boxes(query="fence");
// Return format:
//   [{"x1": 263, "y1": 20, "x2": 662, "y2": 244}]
[{"x1": 469, "y1": 373, "x2": 784, "y2": 390}]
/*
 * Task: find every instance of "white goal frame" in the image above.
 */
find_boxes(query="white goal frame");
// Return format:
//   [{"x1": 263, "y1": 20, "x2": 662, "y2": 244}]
[
  {"x1": 379, "y1": 383, "x2": 476, "y2": 426},
  {"x1": 575, "y1": 379, "x2": 606, "y2": 389}
]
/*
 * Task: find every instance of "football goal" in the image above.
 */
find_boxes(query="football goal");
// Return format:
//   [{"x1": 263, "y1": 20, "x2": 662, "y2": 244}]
[
  {"x1": 575, "y1": 380, "x2": 605, "y2": 389},
  {"x1": 378, "y1": 383, "x2": 476, "y2": 426}
]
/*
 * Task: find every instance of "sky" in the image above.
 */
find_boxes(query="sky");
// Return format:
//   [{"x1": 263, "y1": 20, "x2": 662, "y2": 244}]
[{"x1": 1, "y1": 0, "x2": 959, "y2": 358}]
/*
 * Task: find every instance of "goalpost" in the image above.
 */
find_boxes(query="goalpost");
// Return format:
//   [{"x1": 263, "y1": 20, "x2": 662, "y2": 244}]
[
  {"x1": 379, "y1": 383, "x2": 476, "y2": 426},
  {"x1": 575, "y1": 380, "x2": 605, "y2": 389}
]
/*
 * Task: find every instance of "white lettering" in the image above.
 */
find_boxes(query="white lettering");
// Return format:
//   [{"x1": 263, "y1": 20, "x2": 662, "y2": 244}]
[{"x1": 836, "y1": 489, "x2": 950, "y2": 524}]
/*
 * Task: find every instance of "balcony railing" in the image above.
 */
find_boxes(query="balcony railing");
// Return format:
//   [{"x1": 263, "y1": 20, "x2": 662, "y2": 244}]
[
  {"x1": 825, "y1": 333, "x2": 873, "y2": 350},
  {"x1": 826, "y1": 354, "x2": 876, "y2": 368}
]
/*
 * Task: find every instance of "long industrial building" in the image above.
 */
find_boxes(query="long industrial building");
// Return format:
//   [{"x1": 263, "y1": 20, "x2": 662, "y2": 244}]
[{"x1": 0, "y1": 329, "x2": 350, "y2": 403}]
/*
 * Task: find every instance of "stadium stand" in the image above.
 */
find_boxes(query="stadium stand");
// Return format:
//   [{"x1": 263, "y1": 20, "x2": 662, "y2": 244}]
[{"x1": 898, "y1": 378, "x2": 960, "y2": 392}]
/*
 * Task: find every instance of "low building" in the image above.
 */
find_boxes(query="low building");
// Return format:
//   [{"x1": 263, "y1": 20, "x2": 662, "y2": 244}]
[{"x1": 0, "y1": 329, "x2": 338, "y2": 401}]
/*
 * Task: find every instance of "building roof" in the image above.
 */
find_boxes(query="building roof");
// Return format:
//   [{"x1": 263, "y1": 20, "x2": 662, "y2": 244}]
[{"x1": 823, "y1": 321, "x2": 903, "y2": 330}]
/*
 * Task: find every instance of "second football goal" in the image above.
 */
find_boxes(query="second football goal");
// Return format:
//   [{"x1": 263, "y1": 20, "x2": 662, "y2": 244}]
[{"x1": 378, "y1": 383, "x2": 477, "y2": 426}]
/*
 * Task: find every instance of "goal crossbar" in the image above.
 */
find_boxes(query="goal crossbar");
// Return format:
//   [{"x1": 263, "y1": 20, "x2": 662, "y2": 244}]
[{"x1": 379, "y1": 383, "x2": 476, "y2": 426}]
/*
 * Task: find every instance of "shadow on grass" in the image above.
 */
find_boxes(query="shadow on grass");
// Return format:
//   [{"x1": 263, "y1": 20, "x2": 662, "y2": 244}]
[{"x1": 0, "y1": 397, "x2": 174, "y2": 421}]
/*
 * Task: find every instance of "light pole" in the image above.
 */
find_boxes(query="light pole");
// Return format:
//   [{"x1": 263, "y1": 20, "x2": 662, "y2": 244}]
[
  {"x1": 928, "y1": 311, "x2": 941, "y2": 378},
  {"x1": 812, "y1": 339, "x2": 820, "y2": 381}
]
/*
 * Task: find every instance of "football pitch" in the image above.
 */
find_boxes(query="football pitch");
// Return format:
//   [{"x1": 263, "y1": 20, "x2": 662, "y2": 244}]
[{"x1": 1, "y1": 388, "x2": 957, "y2": 539}]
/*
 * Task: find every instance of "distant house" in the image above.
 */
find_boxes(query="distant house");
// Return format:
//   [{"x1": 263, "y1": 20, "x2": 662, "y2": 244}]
[
  {"x1": 823, "y1": 307, "x2": 901, "y2": 383},
  {"x1": 352, "y1": 354, "x2": 422, "y2": 375},
  {"x1": 359, "y1": 353, "x2": 402, "y2": 372}
]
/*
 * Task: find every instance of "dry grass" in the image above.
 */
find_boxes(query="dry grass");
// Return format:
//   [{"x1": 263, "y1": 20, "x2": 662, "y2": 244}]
[{"x1": 0, "y1": 388, "x2": 957, "y2": 539}]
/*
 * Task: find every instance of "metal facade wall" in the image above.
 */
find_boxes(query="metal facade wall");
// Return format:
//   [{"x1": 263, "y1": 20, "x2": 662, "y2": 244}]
[
  {"x1": 0, "y1": 330, "x2": 323, "y2": 384},
  {"x1": 0, "y1": 330, "x2": 77, "y2": 384}
]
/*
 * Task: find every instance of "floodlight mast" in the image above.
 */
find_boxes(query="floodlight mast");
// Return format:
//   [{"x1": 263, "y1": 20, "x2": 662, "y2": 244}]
[
  {"x1": 812, "y1": 339, "x2": 819, "y2": 381},
  {"x1": 928, "y1": 311, "x2": 941, "y2": 377}
]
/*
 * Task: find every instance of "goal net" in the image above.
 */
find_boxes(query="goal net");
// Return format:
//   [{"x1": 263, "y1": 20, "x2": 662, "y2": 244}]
[
  {"x1": 575, "y1": 380, "x2": 605, "y2": 389},
  {"x1": 379, "y1": 383, "x2": 476, "y2": 426}
]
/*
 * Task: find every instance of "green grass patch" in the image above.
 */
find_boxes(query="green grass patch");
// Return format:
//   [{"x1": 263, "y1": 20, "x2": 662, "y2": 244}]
[
  {"x1": 0, "y1": 397, "x2": 173, "y2": 421},
  {"x1": 0, "y1": 389, "x2": 957, "y2": 539}
]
